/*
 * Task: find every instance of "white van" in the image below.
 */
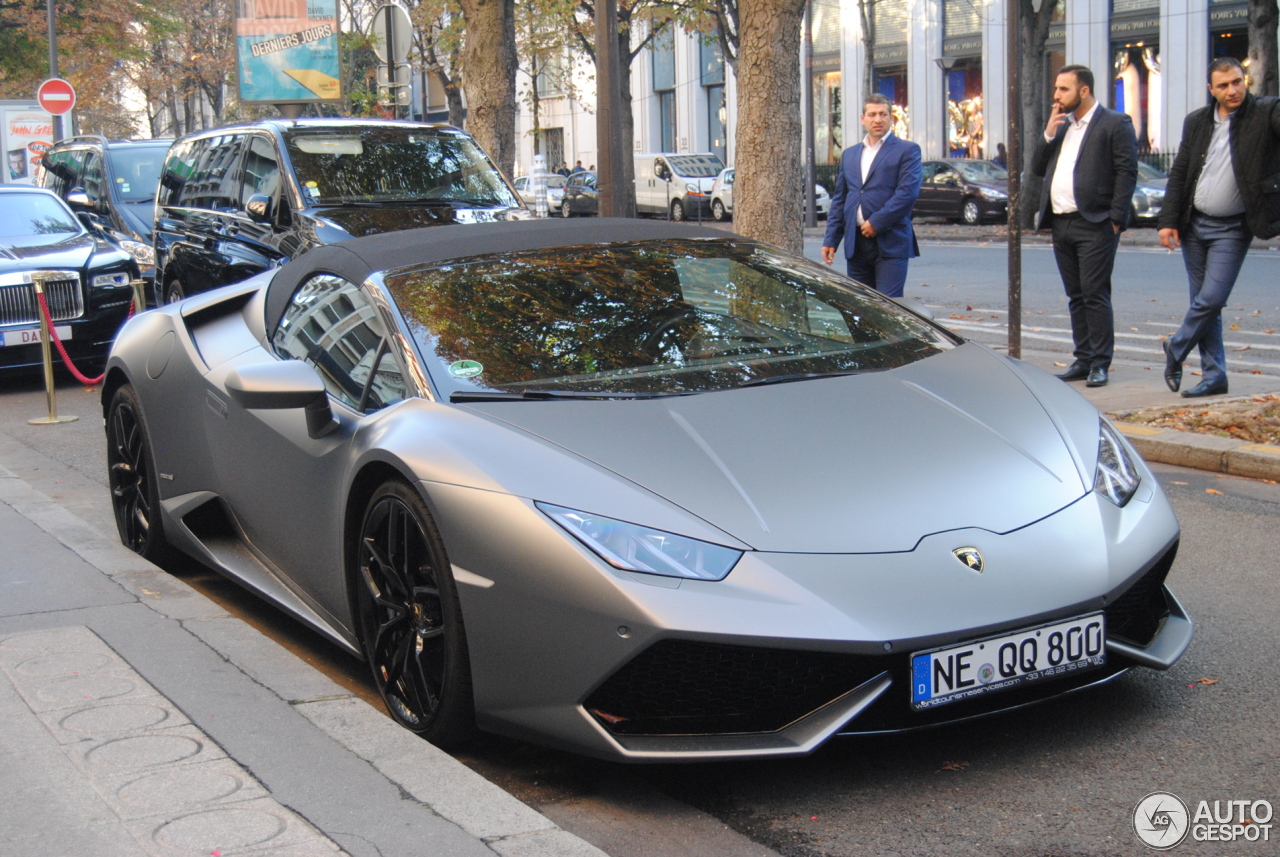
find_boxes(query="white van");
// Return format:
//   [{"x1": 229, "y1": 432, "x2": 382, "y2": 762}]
[{"x1": 634, "y1": 153, "x2": 725, "y2": 220}]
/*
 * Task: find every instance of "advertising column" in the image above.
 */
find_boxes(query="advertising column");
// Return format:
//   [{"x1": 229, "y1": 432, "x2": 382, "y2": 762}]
[
  {"x1": 1, "y1": 104, "x2": 51, "y2": 185},
  {"x1": 236, "y1": 0, "x2": 341, "y2": 106}
]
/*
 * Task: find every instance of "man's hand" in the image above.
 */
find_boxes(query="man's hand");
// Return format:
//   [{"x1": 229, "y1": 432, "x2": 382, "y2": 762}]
[
  {"x1": 821, "y1": 245, "x2": 836, "y2": 265},
  {"x1": 1045, "y1": 104, "x2": 1068, "y2": 140},
  {"x1": 1112, "y1": 221, "x2": 1121, "y2": 235},
  {"x1": 860, "y1": 221, "x2": 877, "y2": 238},
  {"x1": 1159, "y1": 227, "x2": 1180, "y2": 250}
]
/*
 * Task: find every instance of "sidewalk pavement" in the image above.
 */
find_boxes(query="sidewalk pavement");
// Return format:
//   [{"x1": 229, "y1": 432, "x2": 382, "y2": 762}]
[{"x1": 0, "y1": 462, "x2": 609, "y2": 857}]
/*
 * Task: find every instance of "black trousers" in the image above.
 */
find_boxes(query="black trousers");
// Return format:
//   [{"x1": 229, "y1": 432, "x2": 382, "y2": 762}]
[{"x1": 1050, "y1": 213, "x2": 1120, "y2": 370}]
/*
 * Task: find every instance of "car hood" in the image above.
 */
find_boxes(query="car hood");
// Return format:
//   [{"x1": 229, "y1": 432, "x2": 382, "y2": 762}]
[
  {"x1": 0, "y1": 231, "x2": 96, "y2": 269},
  {"x1": 117, "y1": 201, "x2": 156, "y2": 240},
  {"x1": 969, "y1": 179, "x2": 1008, "y2": 193},
  {"x1": 471, "y1": 344, "x2": 1091, "y2": 553},
  {"x1": 1137, "y1": 178, "x2": 1167, "y2": 192},
  {"x1": 312, "y1": 204, "x2": 524, "y2": 238}
]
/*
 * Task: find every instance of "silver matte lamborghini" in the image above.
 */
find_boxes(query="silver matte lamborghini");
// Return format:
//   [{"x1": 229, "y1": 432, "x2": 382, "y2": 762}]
[{"x1": 103, "y1": 219, "x2": 1192, "y2": 762}]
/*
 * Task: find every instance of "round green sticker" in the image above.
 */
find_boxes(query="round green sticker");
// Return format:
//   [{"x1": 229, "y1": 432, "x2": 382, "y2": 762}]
[{"x1": 449, "y1": 360, "x2": 483, "y2": 378}]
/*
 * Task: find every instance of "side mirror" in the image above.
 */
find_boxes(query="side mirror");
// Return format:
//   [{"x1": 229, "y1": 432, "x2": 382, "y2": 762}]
[
  {"x1": 655, "y1": 160, "x2": 671, "y2": 181},
  {"x1": 893, "y1": 297, "x2": 935, "y2": 320},
  {"x1": 225, "y1": 361, "x2": 338, "y2": 438},
  {"x1": 66, "y1": 188, "x2": 93, "y2": 211},
  {"x1": 246, "y1": 193, "x2": 274, "y2": 222}
]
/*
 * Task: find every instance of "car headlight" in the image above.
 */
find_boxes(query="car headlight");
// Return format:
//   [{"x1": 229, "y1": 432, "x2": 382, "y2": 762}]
[
  {"x1": 91, "y1": 271, "x2": 132, "y2": 289},
  {"x1": 980, "y1": 188, "x2": 1008, "y2": 200},
  {"x1": 117, "y1": 238, "x2": 155, "y2": 267},
  {"x1": 537, "y1": 502, "x2": 742, "y2": 581},
  {"x1": 1095, "y1": 420, "x2": 1140, "y2": 506}
]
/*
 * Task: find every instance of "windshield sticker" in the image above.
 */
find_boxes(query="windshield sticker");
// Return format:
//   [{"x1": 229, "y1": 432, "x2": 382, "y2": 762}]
[{"x1": 449, "y1": 360, "x2": 484, "y2": 378}]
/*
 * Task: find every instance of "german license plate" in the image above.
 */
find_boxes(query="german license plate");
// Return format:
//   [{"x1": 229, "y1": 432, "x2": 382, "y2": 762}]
[
  {"x1": 1, "y1": 326, "x2": 72, "y2": 347},
  {"x1": 911, "y1": 613, "x2": 1105, "y2": 710}
]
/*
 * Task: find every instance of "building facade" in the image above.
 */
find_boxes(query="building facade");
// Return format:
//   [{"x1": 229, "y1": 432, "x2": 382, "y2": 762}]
[{"x1": 514, "y1": 1, "x2": 1253, "y2": 178}]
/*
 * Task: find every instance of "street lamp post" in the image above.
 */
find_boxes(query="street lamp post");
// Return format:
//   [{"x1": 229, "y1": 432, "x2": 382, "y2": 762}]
[{"x1": 46, "y1": 0, "x2": 63, "y2": 141}]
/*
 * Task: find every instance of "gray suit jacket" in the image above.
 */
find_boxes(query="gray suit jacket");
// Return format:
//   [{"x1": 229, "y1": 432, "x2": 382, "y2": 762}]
[{"x1": 1032, "y1": 105, "x2": 1138, "y2": 231}]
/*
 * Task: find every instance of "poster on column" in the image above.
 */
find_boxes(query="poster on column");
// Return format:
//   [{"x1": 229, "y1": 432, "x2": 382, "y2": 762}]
[
  {"x1": 1, "y1": 106, "x2": 52, "y2": 185},
  {"x1": 236, "y1": 0, "x2": 341, "y2": 104}
]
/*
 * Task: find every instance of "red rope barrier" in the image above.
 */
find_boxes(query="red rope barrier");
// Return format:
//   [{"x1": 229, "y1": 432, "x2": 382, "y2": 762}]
[{"x1": 35, "y1": 290, "x2": 135, "y2": 386}]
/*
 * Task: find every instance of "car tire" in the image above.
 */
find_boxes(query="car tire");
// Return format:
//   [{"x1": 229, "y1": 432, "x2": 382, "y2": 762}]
[
  {"x1": 354, "y1": 479, "x2": 475, "y2": 749},
  {"x1": 164, "y1": 279, "x2": 185, "y2": 305},
  {"x1": 961, "y1": 198, "x2": 982, "y2": 225},
  {"x1": 670, "y1": 199, "x2": 685, "y2": 221},
  {"x1": 711, "y1": 199, "x2": 727, "y2": 222},
  {"x1": 107, "y1": 384, "x2": 175, "y2": 564},
  {"x1": 561, "y1": 200, "x2": 572, "y2": 218}
]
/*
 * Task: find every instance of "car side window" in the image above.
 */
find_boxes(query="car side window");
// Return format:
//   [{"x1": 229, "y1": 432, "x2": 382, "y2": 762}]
[
  {"x1": 240, "y1": 135, "x2": 282, "y2": 211},
  {"x1": 920, "y1": 163, "x2": 940, "y2": 183},
  {"x1": 272, "y1": 274, "x2": 407, "y2": 413},
  {"x1": 42, "y1": 148, "x2": 85, "y2": 196},
  {"x1": 80, "y1": 151, "x2": 108, "y2": 210},
  {"x1": 176, "y1": 135, "x2": 245, "y2": 211}
]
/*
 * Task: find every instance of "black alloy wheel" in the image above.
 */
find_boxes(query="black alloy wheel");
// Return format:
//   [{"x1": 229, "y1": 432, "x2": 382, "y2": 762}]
[
  {"x1": 355, "y1": 480, "x2": 474, "y2": 747},
  {"x1": 961, "y1": 198, "x2": 982, "y2": 225},
  {"x1": 711, "y1": 199, "x2": 727, "y2": 222},
  {"x1": 164, "y1": 279, "x2": 185, "y2": 305},
  {"x1": 107, "y1": 384, "x2": 172, "y2": 563},
  {"x1": 670, "y1": 199, "x2": 686, "y2": 221}
]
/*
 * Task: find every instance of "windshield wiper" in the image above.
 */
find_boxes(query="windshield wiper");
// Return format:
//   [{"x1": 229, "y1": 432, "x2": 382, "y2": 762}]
[
  {"x1": 736, "y1": 370, "x2": 868, "y2": 389},
  {"x1": 450, "y1": 389, "x2": 667, "y2": 403}
]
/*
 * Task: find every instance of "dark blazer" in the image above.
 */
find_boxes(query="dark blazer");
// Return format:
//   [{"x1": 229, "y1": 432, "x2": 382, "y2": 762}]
[
  {"x1": 824, "y1": 134, "x2": 922, "y2": 260},
  {"x1": 1032, "y1": 105, "x2": 1138, "y2": 231},
  {"x1": 1157, "y1": 92, "x2": 1280, "y2": 240}
]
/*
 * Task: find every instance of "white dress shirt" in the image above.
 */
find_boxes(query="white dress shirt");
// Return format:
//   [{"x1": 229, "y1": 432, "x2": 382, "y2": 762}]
[
  {"x1": 1048, "y1": 102, "x2": 1099, "y2": 215},
  {"x1": 856, "y1": 133, "x2": 890, "y2": 225},
  {"x1": 1192, "y1": 107, "x2": 1246, "y2": 217}
]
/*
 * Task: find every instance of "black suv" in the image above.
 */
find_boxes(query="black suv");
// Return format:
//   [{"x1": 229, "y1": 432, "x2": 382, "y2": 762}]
[
  {"x1": 153, "y1": 118, "x2": 527, "y2": 305},
  {"x1": 38, "y1": 135, "x2": 171, "y2": 285}
]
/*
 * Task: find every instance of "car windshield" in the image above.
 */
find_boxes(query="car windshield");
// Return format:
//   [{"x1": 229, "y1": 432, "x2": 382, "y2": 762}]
[
  {"x1": 0, "y1": 193, "x2": 82, "y2": 237},
  {"x1": 284, "y1": 126, "x2": 519, "y2": 207},
  {"x1": 954, "y1": 161, "x2": 1008, "y2": 182},
  {"x1": 108, "y1": 146, "x2": 168, "y2": 202},
  {"x1": 665, "y1": 155, "x2": 725, "y2": 177},
  {"x1": 1137, "y1": 160, "x2": 1166, "y2": 180},
  {"x1": 387, "y1": 239, "x2": 957, "y2": 398}
]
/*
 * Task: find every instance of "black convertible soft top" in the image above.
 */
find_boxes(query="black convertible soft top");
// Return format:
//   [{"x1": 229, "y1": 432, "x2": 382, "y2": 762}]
[{"x1": 264, "y1": 218, "x2": 737, "y2": 336}]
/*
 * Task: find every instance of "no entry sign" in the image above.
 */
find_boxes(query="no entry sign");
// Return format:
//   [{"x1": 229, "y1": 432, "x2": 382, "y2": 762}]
[{"x1": 37, "y1": 79, "x2": 76, "y2": 115}]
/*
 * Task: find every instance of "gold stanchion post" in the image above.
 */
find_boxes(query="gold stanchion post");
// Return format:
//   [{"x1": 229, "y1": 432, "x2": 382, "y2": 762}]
[
  {"x1": 130, "y1": 278, "x2": 148, "y2": 316},
  {"x1": 28, "y1": 276, "x2": 79, "y2": 426}
]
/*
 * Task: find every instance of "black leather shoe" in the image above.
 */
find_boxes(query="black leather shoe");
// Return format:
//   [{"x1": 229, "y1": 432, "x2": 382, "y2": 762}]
[
  {"x1": 1162, "y1": 339, "x2": 1182, "y2": 393},
  {"x1": 1056, "y1": 362, "x2": 1090, "y2": 382},
  {"x1": 1181, "y1": 379, "x2": 1228, "y2": 398},
  {"x1": 1086, "y1": 367, "x2": 1109, "y2": 387}
]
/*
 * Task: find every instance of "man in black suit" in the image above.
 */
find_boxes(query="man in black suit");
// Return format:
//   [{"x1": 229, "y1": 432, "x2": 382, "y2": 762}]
[{"x1": 1033, "y1": 65, "x2": 1138, "y2": 388}]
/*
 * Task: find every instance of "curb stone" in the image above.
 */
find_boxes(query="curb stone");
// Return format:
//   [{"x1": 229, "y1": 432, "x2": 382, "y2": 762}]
[
  {"x1": 1114, "y1": 422, "x2": 1280, "y2": 481},
  {"x1": 0, "y1": 463, "x2": 610, "y2": 857}
]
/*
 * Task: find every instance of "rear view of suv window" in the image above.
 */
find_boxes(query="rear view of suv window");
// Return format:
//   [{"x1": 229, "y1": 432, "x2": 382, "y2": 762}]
[{"x1": 283, "y1": 127, "x2": 518, "y2": 208}]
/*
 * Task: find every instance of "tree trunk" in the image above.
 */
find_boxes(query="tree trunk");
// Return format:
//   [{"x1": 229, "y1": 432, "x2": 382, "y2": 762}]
[
  {"x1": 734, "y1": 0, "x2": 805, "y2": 252},
  {"x1": 1249, "y1": 0, "x2": 1279, "y2": 97},
  {"x1": 458, "y1": 0, "x2": 518, "y2": 175},
  {"x1": 617, "y1": 27, "x2": 638, "y2": 214},
  {"x1": 1017, "y1": 0, "x2": 1056, "y2": 230}
]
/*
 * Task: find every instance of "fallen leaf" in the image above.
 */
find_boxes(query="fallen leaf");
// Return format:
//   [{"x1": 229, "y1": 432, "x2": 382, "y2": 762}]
[
  {"x1": 1158, "y1": 334, "x2": 1168, "y2": 340},
  {"x1": 1230, "y1": 323, "x2": 1242, "y2": 330},
  {"x1": 1053, "y1": 361, "x2": 1067, "y2": 367},
  {"x1": 949, "y1": 314, "x2": 971, "y2": 319},
  {"x1": 966, "y1": 305, "x2": 973, "y2": 311},
  {"x1": 1031, "y1": 327, "x2": 1042, "y2": 332},
  {"x1": 1197, "y1": 677, "x2": 1219, "y2": 685},
  {"x1": 1171, "y1": 481, "x2": 1189, "y2": 485},
  {"x1": 1192, "y1": 371, "x2": 1202, "y2": 376},
  {"x1": 1206, "y1": 489, "x2": 1224, "y2": 495},
  {"x1": 1130, "y1": 327, "x2": 1139, "y2": 332},
  {"x1": 1252, "y1": 369, "x2": 1264, "y2": 374},
  {"x1": 1252, "y1": 309, "x2": 1261, "y2": 315},
  {"x1": 938, "y1": 761, "x2": 970, "y2": 772},
  {"x1": 1265, "y1": 330, "x2": 1275, "y2": 335}
]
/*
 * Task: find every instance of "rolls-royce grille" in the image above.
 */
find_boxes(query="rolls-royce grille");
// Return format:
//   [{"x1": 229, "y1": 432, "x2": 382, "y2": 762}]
[
  {"x1": 0, "y1": 276, "x2": 83, "y2": 326},
  {"x1": 584, "y1": 639, "x2": 885, "y2": 736}
]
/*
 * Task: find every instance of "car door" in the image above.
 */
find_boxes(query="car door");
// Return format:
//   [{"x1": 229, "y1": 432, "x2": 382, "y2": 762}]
[
  {"x1": 161, "y1": 134, "x2": 249, "y2": 297},
  {"x1": 203, "y1": 272, "x2": 409, "y2": 623},
  {"x1": 913, "y1": 163, "x2": 943, "y2": 217},
  {"x1": 932, "y1": 166, "x2": 966, "y2": 219},
  {"x1": 227, "y1": 133, "x2": 292, "y2": 273}
]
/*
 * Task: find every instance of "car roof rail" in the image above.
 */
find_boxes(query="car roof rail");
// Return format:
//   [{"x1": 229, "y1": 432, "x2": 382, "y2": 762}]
[{"x1": 55, "y1": 134, "x2": 111, "y2": 147}]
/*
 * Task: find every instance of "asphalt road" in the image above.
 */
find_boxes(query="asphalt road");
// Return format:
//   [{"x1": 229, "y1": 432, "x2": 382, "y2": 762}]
[
  {"x1": 803, "y1": 237, "x2": 1280, "y2": 379},
  {"x1": 3, "y1": 255, "x2": 1278, "y2": 855}
]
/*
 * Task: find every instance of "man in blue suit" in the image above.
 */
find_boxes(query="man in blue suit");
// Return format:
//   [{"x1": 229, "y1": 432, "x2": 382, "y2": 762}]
[{"x1": 821, "y1": 94, "x2": 923, "y2": 298}]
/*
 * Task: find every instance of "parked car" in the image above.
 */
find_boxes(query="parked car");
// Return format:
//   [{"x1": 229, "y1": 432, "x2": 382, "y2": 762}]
[
  {"x1": 709, "y1": 167, "x2": 830, "y2": 222},
  {"x1": 913, "y1": 159, "x2": 1009, "y2": 224},
  {"x1": 559, "y1": 170, "x2": 599, "y2": 217},
  {"x1": 1131, "y1": 160, "x2": 1168, "y2": 225},
  {"x1": 103, "y1": 217, "x2": 1189, "y2": 761},
  {"x1": 634, "y1": 153, "x2": 724, "y2": 220},
  {"x1": 0, "y1": 186, "x2": 138, "y2": 374},
  {"x1": 513, "y1": 173, "x2": 566, "y2": 210},
  {"x1": 152, "y1": 118, "x2": 525, "y2": 305},
  {"x1": 38, "y1": 135, "x2": 171, "y2": 286}
]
